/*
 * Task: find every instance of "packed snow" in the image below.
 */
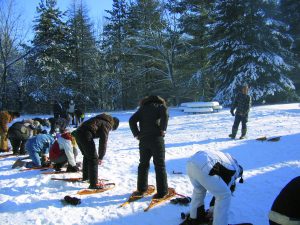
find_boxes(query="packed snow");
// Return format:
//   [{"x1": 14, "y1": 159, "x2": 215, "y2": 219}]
[{"x1": 0, "y1": 103, "x2": 300, "y2": 225}]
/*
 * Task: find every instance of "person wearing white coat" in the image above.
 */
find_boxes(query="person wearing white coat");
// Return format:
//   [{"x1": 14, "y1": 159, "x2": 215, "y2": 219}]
[
  {"x1": 183, "y1": 149, "x2": 244, "y2": 225},
  {"x1": 67, "y1": 100, "x2": 76, "y2": 125},
  {"x1": 49, "y1": 131, "x2": 79, "y2": 172}
]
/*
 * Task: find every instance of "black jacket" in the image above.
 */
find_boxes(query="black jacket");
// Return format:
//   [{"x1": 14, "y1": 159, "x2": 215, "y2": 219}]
[
  {"x1": 231, "y1": 93, "x2": 251, "y2": 117},
  {"x1": 129, "y1": 96, "x2": 168, "y2": 139},
  {"x1": 271, "y1": 176, "x2": 300, "y2": 219},
  {"x1": 8, "y1": 122, "x2": 32, "y2": 140},
  {"x1": 77, "y1": 114, "x2": 115, "y2": 160}
]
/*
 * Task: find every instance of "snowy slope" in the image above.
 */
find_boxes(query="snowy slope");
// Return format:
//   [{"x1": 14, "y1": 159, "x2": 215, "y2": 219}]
[{"x1": 0, "y1": 103, "x2": 299, "y2": 225}]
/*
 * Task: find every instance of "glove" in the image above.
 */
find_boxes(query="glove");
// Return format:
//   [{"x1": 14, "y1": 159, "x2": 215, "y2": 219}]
[
  {"x1": 64, "y1": 195, "x2": 81, "y2": 205},
  {"x1": 170, "y1": 197, "x2": 191, "y2": 205},
  {"x1": 230, "y1": 109, "x2": 235, "y2": 116}
]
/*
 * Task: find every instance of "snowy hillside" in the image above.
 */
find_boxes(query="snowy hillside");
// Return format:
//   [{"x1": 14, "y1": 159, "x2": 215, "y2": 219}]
[{"x1": 0, "y1": 103, "x2": 300, "y2": 225}]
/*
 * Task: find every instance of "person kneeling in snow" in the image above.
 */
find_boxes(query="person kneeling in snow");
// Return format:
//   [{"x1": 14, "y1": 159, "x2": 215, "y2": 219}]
[
  {"x1": 269, "y1": 176, "x2": 300, "y2": 225},
  {"x1": 49, "y1": 130, "x2": 79, "y2": 172},
  {"x1": 182, "y1": 149, "x2": 244, "y2": 225},
  {"x1": 8, "y1": 120, "x2": 42, "y2": 155},
  {"x1": 25, "y1": 133, "x2": 54, "y2": 168}
]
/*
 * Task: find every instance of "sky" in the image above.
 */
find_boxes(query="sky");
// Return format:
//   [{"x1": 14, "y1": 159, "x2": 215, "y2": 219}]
[
  {"x1": 17, "y1": 0, "x2": 113, "y2": 42},
  {"x1": 0, "y1": 103, "x2": 299, "y2": 224}
]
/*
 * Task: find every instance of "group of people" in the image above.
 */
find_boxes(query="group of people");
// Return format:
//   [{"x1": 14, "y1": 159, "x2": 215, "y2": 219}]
[
  {"x1": 52, "y1": 100, "x2": 85, "y2": 127},
  {"x1": 1, "y1": 87, "x2": 298, "y2": 225}
]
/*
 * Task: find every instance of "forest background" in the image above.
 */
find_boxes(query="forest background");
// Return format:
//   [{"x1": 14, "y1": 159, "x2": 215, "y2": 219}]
[{"x1": 0, "y1": 0, "x2": 299, "y2": 113}]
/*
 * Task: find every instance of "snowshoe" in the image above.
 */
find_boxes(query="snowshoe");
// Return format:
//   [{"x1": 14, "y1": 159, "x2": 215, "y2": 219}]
[{"x1": 267, "y1": 136, "x2": 281, "y2": 142}]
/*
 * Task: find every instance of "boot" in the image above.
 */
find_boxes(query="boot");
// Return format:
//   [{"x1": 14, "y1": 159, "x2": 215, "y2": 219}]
[
  {"x1": 240, "y1": 128, "x2": 247, "y2": 139},
  {"x1": 66, "y1": 164, "x2": 80, "y2": 172},
  {"x1": 196, "y1": 205, "x2": 210, "y2": 223},
  {"x1": 54, "y1": 163, "x2": 63, "y2": 171},
  {"x1": 229, "y1": 128, "x2": 238, "y2": 139}
]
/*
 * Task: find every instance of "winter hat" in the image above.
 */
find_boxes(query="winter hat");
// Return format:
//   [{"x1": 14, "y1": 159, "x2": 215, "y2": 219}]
[{"x1": 112, "y1": 117, "x2": 119, "y2": 130}]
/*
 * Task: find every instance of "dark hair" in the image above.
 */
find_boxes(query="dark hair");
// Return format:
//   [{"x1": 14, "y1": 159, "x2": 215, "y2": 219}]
[
  {"x1": 140, "y1": 95, "x2": 166, "y2": 107},
  {"x1": 112, "y1": 117, "x2": 119, "y2": 130}
]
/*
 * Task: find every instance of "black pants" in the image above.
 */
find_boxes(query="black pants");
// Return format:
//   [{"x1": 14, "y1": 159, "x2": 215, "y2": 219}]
[
  {"x1": 73, "y1": 129, "x2": 98, "y2": 186},
  {"x1": 138, "y1": 136, "x2": 168, "y2": 196},
  {"x1": 9, "y1": 138, "x2": 26, "y2": 155},
  {"x1": 232, "y1": 114, "x2": 248, "y2": 131}
]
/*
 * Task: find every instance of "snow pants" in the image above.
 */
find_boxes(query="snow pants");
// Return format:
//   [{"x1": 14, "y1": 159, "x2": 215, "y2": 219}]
[
  {"x1": 138, "y1": 136, "x2": 168, "y2": 196},
  {"x1": 232, "y1": 114, "x2": 248, "y2": 136},
  {"x1": 9, "y1": 138, "x2": 27, "y2": 155},
  {"x1": 187, "y1": 160, "x2": 231, "y2": 225},
  {"x1": 73, "y1": 129, "x2": 98, "y2": 186}
]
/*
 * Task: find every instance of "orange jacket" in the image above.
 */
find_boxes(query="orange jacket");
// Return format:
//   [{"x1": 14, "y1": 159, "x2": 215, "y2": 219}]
[{"x1": 0, "y1": 111, "x2": 14, "y2": 132}]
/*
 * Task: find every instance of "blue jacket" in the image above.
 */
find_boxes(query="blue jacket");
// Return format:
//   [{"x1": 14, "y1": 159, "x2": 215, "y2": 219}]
[{"x1": 25, "y1": 134, "x2": 54, "y2": 155}]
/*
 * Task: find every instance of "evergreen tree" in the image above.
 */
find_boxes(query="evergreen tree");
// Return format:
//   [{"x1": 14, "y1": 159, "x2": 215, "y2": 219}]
[
  {"x1": 208, "y1": 0, "x2": 295, "y2": 105},
  {"x1": 125, "y1": 0, "x2": 164, "y2": 104},
  {"x1": 126, "y1": 0, "x2": 189, "y2": 105},
  {"x1": 26, "y1": 0, "x2": 71, "y2": 111},
  {"x1": 67, "y1": 0, "x2": 99, "y2": 110},
  {"x1": 280, "y1": 0, "x2": 300, "y2": 93},
  {"x1": 176, "y1": 0, "x2": 215, "y2": 102},
  {"x1": 102, "y1": 0, "x2": 131, "y2": 109}
]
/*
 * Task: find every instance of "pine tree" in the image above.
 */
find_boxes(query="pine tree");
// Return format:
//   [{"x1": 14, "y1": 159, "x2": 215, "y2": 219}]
[
  {"x1": 176, "y1": 0, "x2": 215, "y2": 102},
  {"x1": 67, "y1": 0, "x2": 99, "y2": 110},
  {"x1": 126, "y1": 0, "x2": 189, "y2": 105},
  {"x1": 208, "y1": 0, "x2": 296, "y2": 105},
  {"x1": 280, "y1": 0, "x2": 300, "y2": 94},
  {"x1": 26, "y1": 0, "x2": 71, "y2": 111},
  {"x1": 102, "y1": 0, "x2": 130, "y2": 109}
]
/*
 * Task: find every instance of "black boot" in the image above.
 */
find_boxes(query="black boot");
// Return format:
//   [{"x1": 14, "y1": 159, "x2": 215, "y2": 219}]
[
  {"x1": 240, "y1": 128, "x2": 247, "y2": 139},
  {"x1": 229, "y1": 127, "x2": 238, "y2": 139},
  {"x1": 54, "y1": 163, "x2": 63, "y2": 171},
  {"x1": 66, "y1": 164, "x2": 80, "y2": 172},
  {"x1": 196, "y1": 205, "x2": 210, "y2": 223}
]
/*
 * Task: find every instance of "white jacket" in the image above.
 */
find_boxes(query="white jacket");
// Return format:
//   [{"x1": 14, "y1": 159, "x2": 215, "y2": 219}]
[
  {"x1": 57, "y1": 136, "x2": 77, "y2": 166},
  {"x1": 188, "y1": 149, "x2": 242, "y2": 187},
  {"x1": 67, "y1": 103, "x2": 75, "y2": 113}
]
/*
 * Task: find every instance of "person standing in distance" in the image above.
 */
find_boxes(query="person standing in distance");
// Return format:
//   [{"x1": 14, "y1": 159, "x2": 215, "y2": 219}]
[
  {"x1": 229, "y1": 85, "x2": 251, "y2": 139},
  {"x1": 72, "y1": 113, "x2": 119, "y2": 189},
  {"x1": 129, "y1": 95, "x2": 169, "y2": 198}
]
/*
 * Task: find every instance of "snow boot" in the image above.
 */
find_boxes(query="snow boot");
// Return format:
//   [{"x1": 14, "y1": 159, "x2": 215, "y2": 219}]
[
  {"x1": 180, "y1": 206, "x2": 209, "y2": 225},
  {"x1": 66, "y1": 165, "x2": 80, "y2": 172},
  {"x1": 88, "y1": 183, "x2": 104, "y2": 189},
  {"x1": 229, "y1": 128, "x2": 238, "y2": 139},
  {"x1": 54, "y1": 163, "x2": 63, "y2": 171},
  {"x1": 240, "y1": 128, "x2": 247, "y2": 139}
]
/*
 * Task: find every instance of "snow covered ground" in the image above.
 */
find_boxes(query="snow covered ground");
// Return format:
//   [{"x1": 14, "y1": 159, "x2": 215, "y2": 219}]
[{"x1": 0, "y1": 103, "x2": 300, "y2": 225}]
